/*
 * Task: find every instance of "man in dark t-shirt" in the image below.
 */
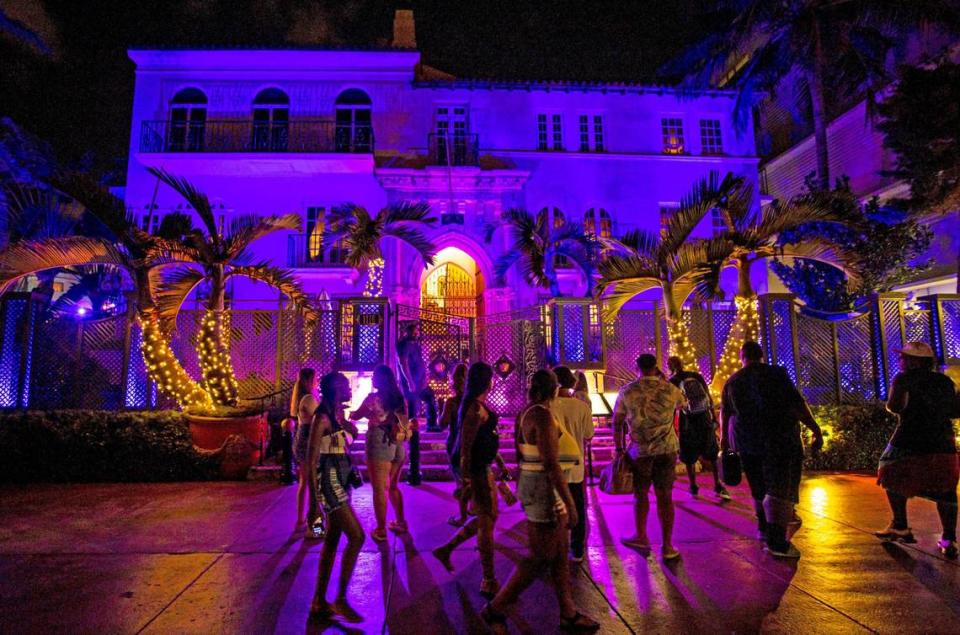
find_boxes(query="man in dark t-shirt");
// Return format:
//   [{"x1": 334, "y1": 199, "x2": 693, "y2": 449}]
[
  {"x1": 721, "y1": 341, "x2": 823, "y2": 559},
  {"x1": 667, "y1": 357, "x2": 729, "y2": 501}
]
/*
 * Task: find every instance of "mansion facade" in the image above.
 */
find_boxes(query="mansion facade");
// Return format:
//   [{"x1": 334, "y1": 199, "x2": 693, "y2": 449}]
[{"x1": 123, "y1": 42, "x2": 762, "y2": 317}]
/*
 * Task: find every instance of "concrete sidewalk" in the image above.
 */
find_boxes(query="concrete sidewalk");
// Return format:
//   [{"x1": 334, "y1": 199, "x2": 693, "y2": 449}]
[{"x1": 1, "y1": 474, "x2": 958, "y2": 634}]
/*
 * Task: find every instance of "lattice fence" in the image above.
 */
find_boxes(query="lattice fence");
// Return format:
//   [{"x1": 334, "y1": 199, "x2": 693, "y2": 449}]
[
  {"x1": 477, "y1": 306, "x2": 544, "y2": 416},
  {"x1": 604, "y1": 309, "x2": 659, "y2": 392}
]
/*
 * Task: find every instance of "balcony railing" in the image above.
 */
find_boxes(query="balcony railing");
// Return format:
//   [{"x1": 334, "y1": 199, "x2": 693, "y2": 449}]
[
  {"x1": 139, "y1": 119, "x2": 374, "y2": 154},
  {"x1": 287, "y1": 234, "x2": 350, "y2": 268},
  {"x1": 427, "y1": 133, "x2": 479, "y2": 167}
]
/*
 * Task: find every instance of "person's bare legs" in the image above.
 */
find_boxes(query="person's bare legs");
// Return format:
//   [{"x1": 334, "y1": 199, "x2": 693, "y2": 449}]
[
  {"x1": 333, "y1": 505, "x2": 366, "y2": 621},
  {"x1": 488, "y1": 521, "x2": 549, "y2": 613},
  {"x1": 621, "y1": 483, "x2": 651, "y2": 547},
  {"x1": 654, "y1": 483, "x2": 677, "y2": 557},
  {"x1": 367, "y1": 459, "x2": 390, "y2": 538},
  {"x1": 476, "y1": 512, "x2": 497, "y2": 588},
  {"x1": 312, "y1": 508, "x2": 343, "y2": 616},
  {"x1": 548, "y1": 518, "x2": 578, "y2": 618},
  {"x1": 685, "y1": 462, "x2": 698, "y2": 492},
  {"x1": 296, "y1": 468, "x2": 309, "y2": 526},
  {"x1": 388, "y1": 459, "x2": 406, "y2": 529},
  {"x1": 704, "y1": 458, "x2": 721, "y2": 489}
]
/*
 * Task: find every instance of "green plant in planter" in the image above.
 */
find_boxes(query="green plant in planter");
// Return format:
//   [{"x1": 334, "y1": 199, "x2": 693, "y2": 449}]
[{"x1": 803, "y1": 403, "x2": 900, "y2": 472}]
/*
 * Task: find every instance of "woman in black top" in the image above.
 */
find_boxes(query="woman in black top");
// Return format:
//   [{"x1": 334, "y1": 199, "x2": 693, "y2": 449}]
[{"x1": 876, "y1": 342, "x2": 960, "y2": 559}]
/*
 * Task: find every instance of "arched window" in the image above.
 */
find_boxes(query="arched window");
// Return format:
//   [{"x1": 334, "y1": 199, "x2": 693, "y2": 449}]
[
  {"x1": 584, "y1": 208, "x2": 612, "y2": 239},
  {"x1": 540, "y1": 206, "x2": 570, "y2": 268},
  {"x1": 169, "y1": 88, "x2": 207, "y2": 151},
  {"x1": 334, "y1": 89, "x2": 372, "y2": 153},
  {"x1": 252, "y1": 88, "x2": 290, "y2": 151}
]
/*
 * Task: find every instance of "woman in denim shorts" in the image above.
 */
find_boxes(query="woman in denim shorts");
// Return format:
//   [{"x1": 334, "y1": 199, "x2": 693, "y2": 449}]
[{"x1": 351, "y1": 365, "x2": 408, "y2": 543}]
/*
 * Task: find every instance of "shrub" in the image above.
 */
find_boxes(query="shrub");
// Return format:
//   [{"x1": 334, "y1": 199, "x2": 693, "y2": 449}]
[
  {"x1": 803, "y1": 402, "x2": 900, "y2": 472},
  {"x1": 0, "y1": 410, "x2": 220, "y2": 483}
]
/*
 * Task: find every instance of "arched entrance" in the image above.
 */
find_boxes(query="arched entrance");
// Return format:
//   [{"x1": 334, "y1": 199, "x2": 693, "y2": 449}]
[{"x1": 420, "y1": 247, "x2": 485, "y2": 317}]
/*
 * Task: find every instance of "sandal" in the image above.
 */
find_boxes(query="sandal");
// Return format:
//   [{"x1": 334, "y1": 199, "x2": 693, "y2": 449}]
[
  {"x1": 371, "y1": 528, "x2": 388, "y2": 543},
  {"x1": 389, "y1": 520, "x2": 409, "y2": 534},
  {"x1": 447, "y1": 515, "x2": 466, "y2": 527},
  {"x1": 559, "y1": 611, "x2": 600, "y2": 633},
  {"x1": 309, "y1": 599, "x2": 334, "y2": 619}
]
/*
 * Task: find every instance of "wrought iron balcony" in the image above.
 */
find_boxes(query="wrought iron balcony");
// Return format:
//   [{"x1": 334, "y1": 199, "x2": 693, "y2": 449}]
[
  {"x1": 139, "y1": 119, "x2": 375, "y2": 154},
  {"x1": 287, "y1": 234, "x2": 351, "y2": 268},
  {"x1": 427, "y1": 133, "x2": 479, "y2": 167}
]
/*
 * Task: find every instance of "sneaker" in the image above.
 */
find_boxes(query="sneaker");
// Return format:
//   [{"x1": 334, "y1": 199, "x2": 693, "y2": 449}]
[
  {"x1": 938, "y1": 539, "x2": 959, "y2": 560},
  {"x1": 689, "y1": 484, "x2": 699, "y2": 497},
  {"x1": 765, "y1": 542, "x2": 801, "y2": 559},
  {"x1": 874, "y1": 525, "x2": 916, "y2": 543},
  {"x1": 715, "y1": 485, "x2": 731, "y2": 500},
  {"x1": 570, "y1": 550, "x2": 584, "y2": 563}
]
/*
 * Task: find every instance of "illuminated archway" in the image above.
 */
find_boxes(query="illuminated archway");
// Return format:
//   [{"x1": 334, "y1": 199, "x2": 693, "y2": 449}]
[{"x1": 420, "y1": 248, "x2": 484, "y2": 317}]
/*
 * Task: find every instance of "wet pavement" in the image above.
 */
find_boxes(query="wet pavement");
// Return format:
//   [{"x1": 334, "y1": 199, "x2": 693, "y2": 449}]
[{"x1": 1, "y1": 473, "x2": 958, "y2": 634}]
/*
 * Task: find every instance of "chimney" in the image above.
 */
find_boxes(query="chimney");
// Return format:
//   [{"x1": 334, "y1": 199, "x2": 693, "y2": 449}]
[{"x1": 392, "y1": 9, "x2": 416, "y2": 49}]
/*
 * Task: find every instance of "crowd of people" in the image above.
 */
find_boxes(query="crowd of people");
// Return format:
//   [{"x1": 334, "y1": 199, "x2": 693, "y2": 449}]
[{"x1": 285, "y1": 331, "x2": 959, "y2": 630}]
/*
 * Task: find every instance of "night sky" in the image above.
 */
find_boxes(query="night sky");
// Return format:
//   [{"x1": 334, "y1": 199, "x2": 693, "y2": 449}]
[{"x1": 0, "y1": 0, "x2": 726, "y2": 177}]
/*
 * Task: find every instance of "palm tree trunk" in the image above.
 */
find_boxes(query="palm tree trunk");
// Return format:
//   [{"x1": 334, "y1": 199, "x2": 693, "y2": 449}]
[
  {"x1": 711, "y1": 259, "x2": 759, "y2": 396},
  {"x1": 662, "y1": 283, "x2": 697, "y2": 371},
  {"x1": 807, "y1": 25, "x2": 830, "y2": 190},
  {"x1": 198, "y1": 268, "x2": 239, "y2": 406},
  {"x1": 134, "y1": 268, "x2": 211, "y2": 409}
]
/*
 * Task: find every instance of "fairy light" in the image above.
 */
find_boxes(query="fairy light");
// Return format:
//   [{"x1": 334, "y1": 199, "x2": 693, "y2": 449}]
[
  {"x1": 197, "y1": 309, "x2": 240, "y2": 406},
  {"x1": 139, "y1": 312, "x2": 212, "y2": 409},
  {"x1": 710, "y1": 295, "x2": 760, "y2": 399},
  {"x1": 667, "y1": 319, "x2": 698, "y2": 373},
  {"x1": 364, "y1": 257, "x2": 384, "y2": 297}
]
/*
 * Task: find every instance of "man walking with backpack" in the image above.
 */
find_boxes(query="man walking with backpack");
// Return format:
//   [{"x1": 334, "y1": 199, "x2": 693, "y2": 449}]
[{"x1": 668, "y1": 357, "x2": 730, "y2": 501}]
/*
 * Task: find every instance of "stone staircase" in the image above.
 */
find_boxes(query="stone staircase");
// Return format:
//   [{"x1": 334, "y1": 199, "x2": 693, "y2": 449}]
[{"x1": 346, "y1": 419, "x2": 618, "y2": 482}]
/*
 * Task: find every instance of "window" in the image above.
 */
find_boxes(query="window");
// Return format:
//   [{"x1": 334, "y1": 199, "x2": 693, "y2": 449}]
[
  {"x1": 537, "y1": 114, "x2": 548, "y2": 150},
  {"x1": 334, "y1": 89, "x2": 372, "y2": 153},
  {"x1": 169, "y1": 88, "x2": 207, "y2": 152},
  {"x1": 711, "y1": 208, "x2": 728, "y2": 236},
  {"x1": 552, "y1": 114, "x2": 563, "y2": 150},
  {"x1": 305, "y1": 207, "x2": 348, "y2": 264},
  {"x1": 578, "y1": 115, "x2": 605, "y2": 152},
  {"x1": 579, "y1": 115, "x2": 590, "y2": 152},
  {"x1": 140, "y1": 209, "x2": 161, "y2": 234},
  {"x1": 584, "y1": 208, "x2": 612, "y2": 239},
  {"x1": 661, "y1": 118, "x2": 685, "y2": 154},
  {"x1": 659, "y1": 204, "x2": 679, "y2": 235},
  {"x1": 435, "y1": 105, "x2": 469, "y2": 165},
  {"x1": 252, "y1": 88, "x2": 290, "y2": 152},
  {"x1": 541, "y1": 206, "x2": 570, "y2": 267},
  {"x1": 700, "y1": 119, "x2": 723, "y2": 155}
]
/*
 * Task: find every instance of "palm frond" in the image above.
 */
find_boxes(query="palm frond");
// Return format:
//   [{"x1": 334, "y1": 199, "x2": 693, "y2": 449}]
[
  {"x1": 225, "y1": 213, "x2": 301, "y2": 260},
  {"x1": 661, "y1": 171, "x2": 732, "y2": 254},
  {"x1": 383, "y1": 201, "x2": 436, "y2": 225},
  {"x1": 0, "y1": 237, "x2": 127, "y2": 293},
  {"x1": 52, "y1": 172, "x2": 135, "y2": 241},
  {"x1": 155, "y1": 266, "x2": 206, "y2": 333},
  {"x1": 382, "y1": 225, "x2": 438, "y2": 268},
  {"x1": 147, "y1": 167, "x2": 219, "y2": 241},
  {"x1": 772, "y1": 238, "x2": 863, "y2": 287},
  {"x1": 228, "y1": 263, "x2": 318, "y2": 323}
]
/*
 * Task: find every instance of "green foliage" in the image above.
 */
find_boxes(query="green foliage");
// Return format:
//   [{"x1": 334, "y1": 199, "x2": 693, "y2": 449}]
[
  {"x1": 773, "y1": 180, "x2": 933, "y2": 311},
  {"x1": 803, "y1": 403, "x2": 899, "y2": 472},
  {"x1": 0, "y1": 410, "x2": 219, "y2": 483},
  {"x1": 877, "y1": 61, "x2": 960, "y2": 215}
]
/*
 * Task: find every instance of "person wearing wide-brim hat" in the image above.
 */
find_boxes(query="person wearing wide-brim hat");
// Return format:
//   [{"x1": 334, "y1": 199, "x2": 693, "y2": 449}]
[{"x1": 875, "y1": 341, "x2": 960, "y2": 559}]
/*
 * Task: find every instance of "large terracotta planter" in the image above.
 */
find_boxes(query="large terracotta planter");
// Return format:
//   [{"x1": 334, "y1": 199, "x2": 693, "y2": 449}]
[{"x1": 186, "y1": 412, "x2": 267, "y2": 479}]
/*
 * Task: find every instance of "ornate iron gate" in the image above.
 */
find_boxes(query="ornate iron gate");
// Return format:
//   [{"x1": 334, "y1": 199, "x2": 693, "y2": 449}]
[{"x1": 477, "y1": 307, "x2": 545, "y2": 416}]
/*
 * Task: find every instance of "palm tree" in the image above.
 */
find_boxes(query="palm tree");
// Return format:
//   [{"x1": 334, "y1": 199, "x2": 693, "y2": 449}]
[
  {"x1": 596, "y1": 173, "x2": 737, "y2": 370},
  {"x1": 148, "y1": 168, "x2": 317, "y2": 407},
  {"x1": 322, "y1": 202, "x2": 438, "y2": 297},
  {"x1": 0, "y1": 174, "x2": 213, "y2": 408},
  {"x1": 668, "y1": 0, "x2": 959, "y2": 189},
  {"x1": 695, "y1": 179, "x2": 861, "y2": 393},
  {"x1": 492, "y1": 208, "x2": 599, "y2": 297}
]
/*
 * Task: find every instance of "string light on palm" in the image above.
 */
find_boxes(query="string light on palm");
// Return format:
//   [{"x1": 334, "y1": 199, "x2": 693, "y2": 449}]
[
  {"x1": 364, "y1": 257, "x2": 385, "y2": 297},
  {"x1": 197, "y1": 310, "x2": 240, "y2": 406},
  {"x1": 710, "y1": 295, "x2": 760, "y2": 399},
  {"x1": 139, "y1": 313, "x2": 212, "y2": 409},
  {"x1": 667, "y1": 320, "x2": 698, "y2": 373}
]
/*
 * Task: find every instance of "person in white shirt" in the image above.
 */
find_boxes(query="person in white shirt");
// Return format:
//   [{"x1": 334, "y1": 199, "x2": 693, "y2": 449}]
[{"x1": 552, "y1": 366, "x2": 594, "y2": 562}]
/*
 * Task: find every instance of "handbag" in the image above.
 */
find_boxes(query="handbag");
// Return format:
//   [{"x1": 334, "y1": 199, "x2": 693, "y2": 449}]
[
  {"x1": 598, "y1": 450, "x2": 633, "y2": 495},
  {"x1": 497, "y1": 479, "x2": 518, "y2": 506},
  {"x1": 386, "y1": 409, "x2": 412, "y2": 444},
  {"x1": 718, "y1": 450, "x2": 742, "y2": 486}
]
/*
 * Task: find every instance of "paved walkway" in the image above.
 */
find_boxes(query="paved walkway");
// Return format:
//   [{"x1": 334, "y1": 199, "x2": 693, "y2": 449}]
[{"x1": 1, "y1": 474, "x2": 958, "y2": 634}]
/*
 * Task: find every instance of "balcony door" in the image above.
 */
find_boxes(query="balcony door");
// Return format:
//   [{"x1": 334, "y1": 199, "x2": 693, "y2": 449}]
[
  {"x1": 168, "y1": 88, "x2": 207, "y2": 152},
  {"x1": 435, "y1": 105, "x2": 468, "y2": 165},
  {"x1": 335, "y1": 89, "x2": 372, "y2": 153},
  {"x1": 252, "y1": 88, "x2": 289, "y2": 152}
]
